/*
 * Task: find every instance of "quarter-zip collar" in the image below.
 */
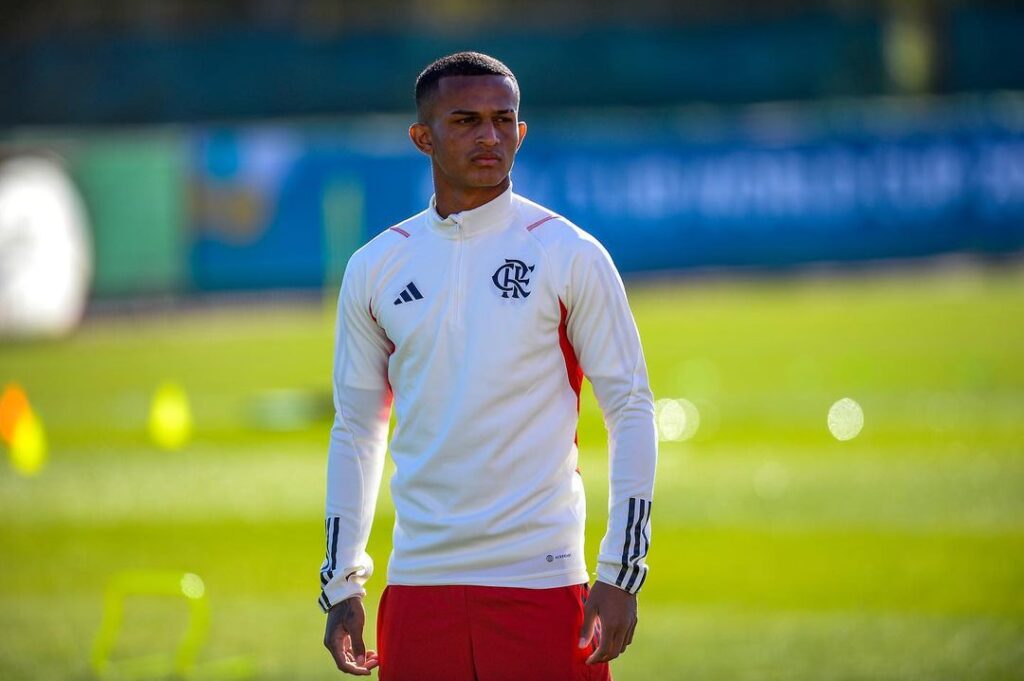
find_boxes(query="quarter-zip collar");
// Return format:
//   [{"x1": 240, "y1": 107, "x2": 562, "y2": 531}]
[{"x1": 427, "y1": 185, "x2": 515, "y2": 239}]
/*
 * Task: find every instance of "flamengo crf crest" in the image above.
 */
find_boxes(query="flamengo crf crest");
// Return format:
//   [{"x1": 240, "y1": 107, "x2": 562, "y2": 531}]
[{"x1": 491, "y1": 259, "x2": 535, "y2": 299}]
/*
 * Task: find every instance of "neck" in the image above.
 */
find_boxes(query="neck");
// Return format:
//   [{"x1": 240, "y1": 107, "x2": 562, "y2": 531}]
[{"x1": 433, "y1": 175, "x2": 510, "y2": 218}]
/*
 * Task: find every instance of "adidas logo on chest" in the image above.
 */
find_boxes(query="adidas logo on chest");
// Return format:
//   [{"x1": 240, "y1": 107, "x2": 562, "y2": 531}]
[{"x1": 393, "y1": 282, "x2": 423, "y2": 305}]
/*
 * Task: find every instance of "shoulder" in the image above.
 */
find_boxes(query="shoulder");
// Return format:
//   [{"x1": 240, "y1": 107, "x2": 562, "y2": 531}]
[
  {"x1": 348, "y1": 209, "x2": 429, "y2": 271},
  {"x1": 513, "y1": 193, "x2": 610, "y2": 264}
]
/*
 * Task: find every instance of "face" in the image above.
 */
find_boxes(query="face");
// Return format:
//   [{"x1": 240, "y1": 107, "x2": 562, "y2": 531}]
[{"x1": 409, "y1": 75, "x2": 527, "y2": 193}]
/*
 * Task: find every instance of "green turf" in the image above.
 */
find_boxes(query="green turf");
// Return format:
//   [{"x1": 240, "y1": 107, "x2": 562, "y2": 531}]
[{"x1": 1, "y1": 263, "x2": 1022, "y2": 680}]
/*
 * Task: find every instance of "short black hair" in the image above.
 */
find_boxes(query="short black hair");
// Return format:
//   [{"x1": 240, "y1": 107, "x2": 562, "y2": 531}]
[{"x1": 414, "y1": 51, "x2": 519, "y2": 120}]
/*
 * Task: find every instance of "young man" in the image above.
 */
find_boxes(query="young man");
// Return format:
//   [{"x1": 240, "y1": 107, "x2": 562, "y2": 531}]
[{"x1": 320, "y1": 52, "x2": 657, "y2": 681}]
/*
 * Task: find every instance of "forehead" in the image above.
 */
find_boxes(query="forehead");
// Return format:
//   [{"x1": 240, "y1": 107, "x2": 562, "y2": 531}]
[{"x1": 433, "y1": 75, "x2": 519, "y2": 113}]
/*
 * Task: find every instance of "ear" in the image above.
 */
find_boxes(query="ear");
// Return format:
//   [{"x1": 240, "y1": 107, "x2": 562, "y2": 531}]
[
  {"x1": 516, "y1": 120, "x2": 528, "y2": 151},
  {"x1": 409, "y1": 123, "x2": 433, "y2": 156}
]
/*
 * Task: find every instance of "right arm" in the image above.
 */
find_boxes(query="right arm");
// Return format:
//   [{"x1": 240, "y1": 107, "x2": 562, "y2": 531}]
[{"x1": 319, "y1": 254, "x2": 393, "y2": 674}]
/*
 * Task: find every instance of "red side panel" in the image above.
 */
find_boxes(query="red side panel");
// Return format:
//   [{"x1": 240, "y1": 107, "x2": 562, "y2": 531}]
[{"x1": 558, "y1": 299, "x2": 584, "y2": 451}]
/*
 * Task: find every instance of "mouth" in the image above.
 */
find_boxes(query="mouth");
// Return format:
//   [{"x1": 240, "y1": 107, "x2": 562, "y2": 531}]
[{"x1": 471, "y1": 154, "x2": 502, "y2": 167}]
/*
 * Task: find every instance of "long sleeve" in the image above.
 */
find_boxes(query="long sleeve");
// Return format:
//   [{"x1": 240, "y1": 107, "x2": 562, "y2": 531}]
[
  {"x1": 318, "y1": 254, "x2": 393, "y2": 611},
  {"x1": 564, "y1": 239, "x2": 657, "y2": 595}
]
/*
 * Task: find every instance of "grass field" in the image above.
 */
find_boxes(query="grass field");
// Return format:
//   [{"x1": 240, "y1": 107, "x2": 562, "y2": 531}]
[{"x1": 1, "y1": 262, "x2": 1023, "y2": 680}]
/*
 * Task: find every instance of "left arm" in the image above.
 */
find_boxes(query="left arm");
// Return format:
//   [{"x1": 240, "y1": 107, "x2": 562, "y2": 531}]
[{"x1": 564, "y1": 238, "x2": 658, "y2": 663}]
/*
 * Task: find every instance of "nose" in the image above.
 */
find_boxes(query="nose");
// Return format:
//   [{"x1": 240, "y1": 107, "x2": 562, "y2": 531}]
[{"x1": 477, "y1": 121, "x2": 499, "y2": 146}]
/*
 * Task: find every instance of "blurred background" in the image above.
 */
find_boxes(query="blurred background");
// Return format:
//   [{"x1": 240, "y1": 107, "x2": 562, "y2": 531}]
[{"x1": 1, "y1": 0, "x2": 1022, "y2": 679}]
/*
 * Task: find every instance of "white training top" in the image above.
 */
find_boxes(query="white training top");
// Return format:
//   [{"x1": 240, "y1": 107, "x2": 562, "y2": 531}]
[{"x1": 319, "y1": 187, "x2": 657, "y2": 610}]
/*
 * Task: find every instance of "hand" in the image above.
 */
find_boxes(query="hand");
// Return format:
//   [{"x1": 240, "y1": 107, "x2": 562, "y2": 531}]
[
  {"x1": 324, "y1": 596, "x2": 379, "y2": 675},
  {"x1": 578, "y1": 580, "x2": 638, "y2": 665}
]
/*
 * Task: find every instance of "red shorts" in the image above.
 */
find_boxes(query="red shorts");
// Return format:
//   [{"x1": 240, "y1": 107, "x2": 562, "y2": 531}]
[{"x1": 376, "y1": 583, "x2": 612, "y2": 681}]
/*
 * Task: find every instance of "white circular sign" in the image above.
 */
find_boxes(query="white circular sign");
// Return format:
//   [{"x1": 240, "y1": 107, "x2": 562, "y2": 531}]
[{"x1": 0, "y1": 155, "x2": 92, "y2": 336}]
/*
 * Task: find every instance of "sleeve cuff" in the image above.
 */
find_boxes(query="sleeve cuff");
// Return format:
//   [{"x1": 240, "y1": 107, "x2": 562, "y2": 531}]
[
  {"x1": 596, "y1": 561, "x2": 649, "y2": 595},
  {"x1": 319, "y1": 581, "x2": 366, "y2": 612}
]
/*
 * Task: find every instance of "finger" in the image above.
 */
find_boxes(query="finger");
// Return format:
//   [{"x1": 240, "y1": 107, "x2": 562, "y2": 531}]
[
  {"x1": 325, "y1": 639, "x2": 372, "y2": 676},
  {"x1": 586, "y1": 636, "x2": 619, "y2": 664},
  {"x1": 324, "y1": 629, "x2": 348, "y2": 657},
  {"x1": 586, "y1": 622, "x2": 626, "y2": 665},
  {"x1": 622, "y1": 620, "x2": 636, "y2": 653},
  {"x1": 349, "y1": 624, "x2": 367, "y2": 667},
  {"x1": 578, "y1": 604, "x2": 598, "y2": 649},
  {"x1": 338, "y1": 661, "x2": 372, "y2": 676}
]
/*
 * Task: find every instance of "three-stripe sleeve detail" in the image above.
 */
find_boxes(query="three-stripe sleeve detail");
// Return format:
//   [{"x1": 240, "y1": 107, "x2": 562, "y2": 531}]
[
  {"x1": 318, "y1": 517, "x2": 341, "y2": 611},
  {"x1": 614, "y1": 497, "x2": 651, "y2": 593},
  {"x1": 615, "y1": 498, "x2": 637, "y2": 586}
]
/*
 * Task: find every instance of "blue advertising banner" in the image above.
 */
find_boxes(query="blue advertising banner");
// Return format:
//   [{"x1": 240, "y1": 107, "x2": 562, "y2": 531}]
[
  {"x1": 187, "y1": 98, "x2": 1024, "y2": 290},
  {"x1": 190, "y1": 124, "x2": 424, "y2": 290}
]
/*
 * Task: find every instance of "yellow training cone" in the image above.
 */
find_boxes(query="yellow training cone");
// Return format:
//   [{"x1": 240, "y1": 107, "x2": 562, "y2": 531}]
[
  {"x1": 10, "y1": 408, "x2": 47, "y2": 476},
  {"x1": 148, "y1": 382, "x2": 192, "y2": 451}
]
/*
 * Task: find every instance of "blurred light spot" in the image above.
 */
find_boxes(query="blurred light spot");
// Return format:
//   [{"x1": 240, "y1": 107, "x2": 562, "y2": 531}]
[
  {"x1": 0, "y1": 383, "x2": 30, "y2": 443},
  {"x1": 180, "y1": 573, "x2": 205, "y2": 600},
  {"x1": 10, "y1": 408, "x2": 47, "y2": 476},
  {"x1": 691, "y1": 398, "x2": 719, "y2": 441},
  {"x1": 828, "y1": 397, "x2": 864, "y2": 441},
  {"x1": 754, "y1": 461, "x2": 789, "y2": 500},
  {"x1": 148, "y1": 382, "x2": 192, "y2": 451},
  {"x1": 655, "y1": 398, "x2": 700, "y2": 442}
]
